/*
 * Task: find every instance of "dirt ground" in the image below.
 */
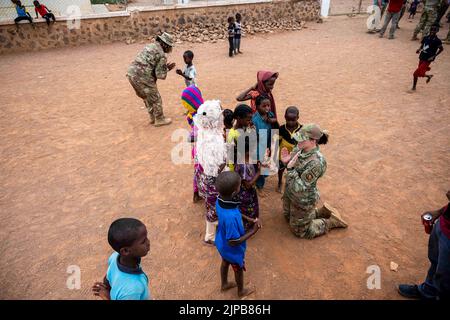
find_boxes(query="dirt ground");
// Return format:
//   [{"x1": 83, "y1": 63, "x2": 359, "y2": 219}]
[{"x1": 0, "y1": 15, "x2": 449, "y2": 300}]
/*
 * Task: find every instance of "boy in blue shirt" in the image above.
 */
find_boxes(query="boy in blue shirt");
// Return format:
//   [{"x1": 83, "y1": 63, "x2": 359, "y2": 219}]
[
  {"x1": 215, "y1": 171, "x2": 261, "y2": 298},
  {"x1": 92, "y1": 218, "x2": 151, "y2": 300},
  {"x1": 14, "y1": 1, "x2": 34, "y2": 29}
]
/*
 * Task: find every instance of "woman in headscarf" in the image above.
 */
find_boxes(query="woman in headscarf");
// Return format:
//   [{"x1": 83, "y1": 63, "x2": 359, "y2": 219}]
[{"x1": 236, "y1": 70, "x2": 279, "y2": 118}]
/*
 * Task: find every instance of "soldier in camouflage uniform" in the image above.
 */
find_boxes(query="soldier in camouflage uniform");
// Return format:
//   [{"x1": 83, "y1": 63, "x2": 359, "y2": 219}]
[
  {"x1": 444, "y1": 1, "x2": 450, "y2": 44},
  {"x1": 127, "y1": 32, "x2": 176, "y2": 127},
  {"x1": 412, "y1": 0, "x2": 441, "y2": 40},
  {"x1": 434, "y1": 0, "x2": 449, "y2": 25},
  {"x1": 445, "y1": 27, "x2": 450, "y2": 44},
  {"x1": 280, "y1": 124, "x2": 348, "y2": 239}
]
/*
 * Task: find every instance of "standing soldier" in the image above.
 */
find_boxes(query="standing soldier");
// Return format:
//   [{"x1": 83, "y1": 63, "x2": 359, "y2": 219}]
[
  {"x1": 127, "y1": 32, "x2": 176, "y2": 127},
  {"x1": 412, "y1": 0, "x2": 441, "y2": 40},
  {"x1": 444, "y1": 25, "x2": 450, "y2": 44},
  {"x1": 434, "y1": 0, "x2": 449, "y2": 26},
  {"x1": 280, "y1": 124, "x2": 348, "y2": 239}
]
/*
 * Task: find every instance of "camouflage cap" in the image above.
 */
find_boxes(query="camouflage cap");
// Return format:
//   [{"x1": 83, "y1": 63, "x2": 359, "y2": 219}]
[
  {"x1": 293, "y1": 123, "x2": 324, "y2": 142},
  {"x1": 157, "y1": 32, "x2": 174, "y2": 47}
]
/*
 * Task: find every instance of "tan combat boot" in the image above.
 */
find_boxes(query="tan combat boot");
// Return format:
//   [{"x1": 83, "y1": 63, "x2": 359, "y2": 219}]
[
  {"x1": 323, "y1": 202, "x2": 348, "y2": 229},
  {"x1": 154, "y1": 117, "x2": 172, "y2": 127},
  {"x1": 327, "y1": 214, "x2": 348, "y2": 229},
  {"x1": 317, "y1": 202, "x2": 341, "y2": 219},
  {"x1": 316, "y1": 206, "x2": 331, "y2": 219}
]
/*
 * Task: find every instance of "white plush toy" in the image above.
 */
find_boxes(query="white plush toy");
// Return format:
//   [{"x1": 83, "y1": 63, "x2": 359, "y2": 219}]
[{"x1": 194, "y1": 100, "x2": 226, "y2": 177}]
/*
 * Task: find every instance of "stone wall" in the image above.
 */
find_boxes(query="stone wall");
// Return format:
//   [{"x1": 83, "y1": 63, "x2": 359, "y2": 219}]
[{"x1": 0, "y1": 0, "x2": 320, "y2": 54}]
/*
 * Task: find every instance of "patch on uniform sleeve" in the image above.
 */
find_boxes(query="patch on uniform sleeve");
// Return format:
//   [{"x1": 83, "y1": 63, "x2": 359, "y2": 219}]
[
  {"x1": 300, "y1": 161, "x2": 322, "y2": 185},
  {"x1": 304, "y1": 172, "x2": 314, "y2": 182},
  {"x1": 311, "y1": 165, "x2": 321, "y2": 177}
]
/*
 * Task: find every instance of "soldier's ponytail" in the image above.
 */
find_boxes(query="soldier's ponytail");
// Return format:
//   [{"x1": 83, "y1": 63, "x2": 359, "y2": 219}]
[{"x1": 318, "y1": 130, "x2": 329, "y2": 145}]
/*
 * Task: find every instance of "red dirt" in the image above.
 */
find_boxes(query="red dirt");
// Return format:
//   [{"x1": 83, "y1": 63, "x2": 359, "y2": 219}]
[{"x1": 0, "y1": 15, "x2": 449, "y2": 299}]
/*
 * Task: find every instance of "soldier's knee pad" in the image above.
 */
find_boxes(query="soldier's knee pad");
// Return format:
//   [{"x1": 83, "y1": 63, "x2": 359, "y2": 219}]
[{"x1": 289, "y1": 221, "x2": 307, "y2": 238}]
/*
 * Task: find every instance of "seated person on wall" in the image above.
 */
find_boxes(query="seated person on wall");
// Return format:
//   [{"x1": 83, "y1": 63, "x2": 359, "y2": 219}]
[
  {"x1": 33, "y1": 1, "x2": 56, "y2": 26},
  {"x1": 12, "y1": 0, "x2": 34, "y2": 29}
]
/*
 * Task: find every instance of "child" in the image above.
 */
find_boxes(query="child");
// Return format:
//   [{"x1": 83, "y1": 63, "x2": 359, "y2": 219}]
[
  {"x1": 277, "y1": 106, "x2": 302, "y2": 193},
  {"x1": 411, "y1": 24, "x2": 444, "y2": 91},
  {"x1": 408, "y1": 0, "x2": 419, "y2": 19},
  {"x1": 181, "y1": 86, "x2": 204, "y2": 202},
  {"x1": 378, "y1": 0, "x2": 404, "y2": 39},
  {"x1": 195, "y1": 100, "x2": 227, "y2": 246},
  {"x1": 176, "y1": 50, "x2": 197, "y2": 87},
  {"x1": 181, "y1": 85, "x2": 204, "y2": 131},
  {"x1": 223, "y1": 108, "x2": 234, "y2": 140},
  {"x1": 398, "y1": 190, "x2": 450, "y2": 300},
  {"x1": 236, "y1": 70, "x2": 279, "y2": 116},
  {"x1": 33, "y1": 1, "x2": 55, "y2": 26},
  {"x1": 92, "y1": 218, "x2": 151, "y2": 300},
  {"x1": 215, "y1": 171, "x2": 261, "y2": 298},
  {"x1": 227, "y1": 16, "x2": 235, "y2": 57},
  {"x1": 226, "y1": 104, "x2": 254, "y2": 171},
  {"x1": 223, "y1": 109, "x2": 234, "y2": 131},
  {"x1": 14, "y1": 1, "x2": 34, "y2": 28},
  {"x1": 251, "y1": 95, "x2": 278, "y2": 190},
  {"x1": 234, "y1": 13, "x2": 243, "y2": 55},
  {"x1": 235, "y1": 139, "x2": 261, "y2": 231}
]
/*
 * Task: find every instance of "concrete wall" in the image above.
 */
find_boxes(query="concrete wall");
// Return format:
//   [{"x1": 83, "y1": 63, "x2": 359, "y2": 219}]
[{"x1": 0, "y1": 0, "x2": 321, "y2": 54}]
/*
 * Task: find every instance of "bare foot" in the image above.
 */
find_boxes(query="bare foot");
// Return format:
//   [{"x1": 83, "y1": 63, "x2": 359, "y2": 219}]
[
  {"x1": 407, "y1": 88, "x2": 416, "y2": 93},
  {"x1": 257, "y1": 188, "x2": 267, "y2": 198},
  {"x1": 238, "y1": 285, "x2": 255, "y2": 298},
  {"x1": 221, "y1": 282, "x2": 237, "y2": 291},
  {"x1": 426, "y1": 75, "x2": 433, "y2": 83},
  {"x1": 203, "y1": 240, "x2": 215, "y2": 247},
  {"x1": 193, "y1": 192, "x2": 201, "y2": 203},
  {"x1": 276, "y1": 184, "x2": 282, "y2": 193}
]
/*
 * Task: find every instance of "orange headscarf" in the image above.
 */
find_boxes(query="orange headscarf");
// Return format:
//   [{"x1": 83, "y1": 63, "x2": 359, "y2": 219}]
[{"x1": 255, "y1": 70, "x2": 278, "y2": 117}]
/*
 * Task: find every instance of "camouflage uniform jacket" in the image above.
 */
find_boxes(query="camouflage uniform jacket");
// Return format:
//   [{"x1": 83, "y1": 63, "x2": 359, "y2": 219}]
[
  {"x1": 424, "y1": 0, "x2": 441, "y2": 9},
  {"x1": 284, "y1": 146, "x2": 327, "y2": 207},
  {"x1": 127, "y1": 42, "x2": 168, "y2": 86}
]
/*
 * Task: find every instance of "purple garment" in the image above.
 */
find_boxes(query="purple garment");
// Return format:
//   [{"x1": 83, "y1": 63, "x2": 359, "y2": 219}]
[
  {"x1": 199, "y1": 173, "x2": 219, "y2": 222},
  {"x1": 235, "y1": 164, "x2": 259, "y2": 226},
  {"x1": 191, "y1": 125, "x2": 203, "y2": 195}
]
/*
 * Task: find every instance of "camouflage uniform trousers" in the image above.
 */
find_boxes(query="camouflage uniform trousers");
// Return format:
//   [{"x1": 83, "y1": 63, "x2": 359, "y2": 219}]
[
  {"x1": 413, "y1": 6, "x2": 439, "y2": 37},
  {"x1": 282, "y1": 195, "x2": 328, "y2": 239},
  {"x1": 127, "y1": 73, "x2": 164, "y2": 121},
  {"x1": 446, "y1": 24, "x2": 450, "y2": 41}
]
